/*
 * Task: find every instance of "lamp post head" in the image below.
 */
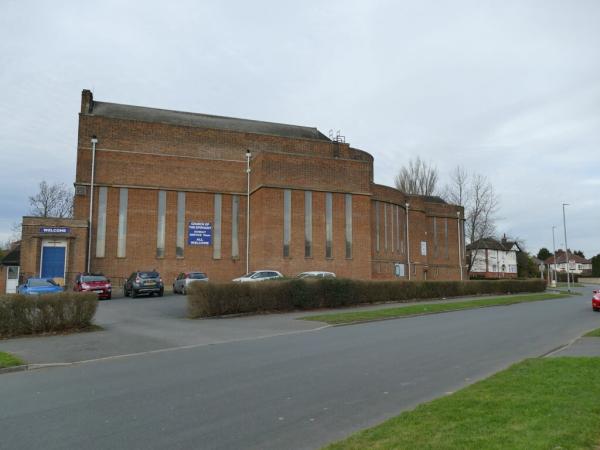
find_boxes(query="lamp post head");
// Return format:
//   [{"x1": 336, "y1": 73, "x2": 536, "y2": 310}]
[
  {"x1": 246, "y1": 149, "x2": 251, "y2": 158},
  {"x1": 456, "y1": 211, "x2": 461, "y2": 218},
  {"x1": 91, "y1": 135, "x2": 98, "y2": 144},
  {"x1": 405, "y1": 202, "x2": 409, "y2": 208}
]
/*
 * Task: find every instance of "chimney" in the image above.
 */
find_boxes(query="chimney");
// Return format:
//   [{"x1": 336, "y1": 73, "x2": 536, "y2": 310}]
[
  {"x1": 501, "y1": 233, "x2": 507, "y2": 245},
  {"x1": 81, "y1": 89, "x2": 94, "y2": 114}
]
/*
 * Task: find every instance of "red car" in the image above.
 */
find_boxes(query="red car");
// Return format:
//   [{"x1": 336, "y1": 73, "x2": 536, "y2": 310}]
[
  {"x1": 593, "y1": 290, "x2": 600, "y2": 312},
  {"x1": 74, "y1": 273, "x2": 112, "y2": 300}
]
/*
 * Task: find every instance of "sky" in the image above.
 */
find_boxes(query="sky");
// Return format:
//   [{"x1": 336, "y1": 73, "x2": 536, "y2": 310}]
[{"x1": 1, "y1": 0, "x2": 599, "y2": 257}]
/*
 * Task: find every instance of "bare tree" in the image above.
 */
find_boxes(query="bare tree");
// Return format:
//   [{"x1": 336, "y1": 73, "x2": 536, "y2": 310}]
[
  {"x1": 443, "y1": 166, "x2": 499, "y2": 272},
  {"x1": 394, "y1": 157, "x2": 439, "y2": 196},
  {"x1": 28, "y1": 181, "x2": 74, "y2": 218}
]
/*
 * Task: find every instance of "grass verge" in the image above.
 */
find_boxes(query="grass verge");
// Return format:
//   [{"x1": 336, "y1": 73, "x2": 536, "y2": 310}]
[
  {"x1": 303, "y1": 292, "x2": 571, "y2": 324},
  {"x1": 0, "y1": 351, "x2": 24, "y2": 368},
  {"x1": 584, "y1": 327, "x2": 600, "y2": 337},
  {"x1": 324, "y1": 357, "x2": 600, "y2": 450}
]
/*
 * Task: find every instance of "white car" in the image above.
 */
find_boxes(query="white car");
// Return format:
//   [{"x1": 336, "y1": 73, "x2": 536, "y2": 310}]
[
  {"x1": 173, "y1": 272, "x2": 209, "y2": 294},
  {"x1": 232, "y1": 270, "x2": 284, "y2": 282},
  {"x1": 297, "y1": 271, "x2": 336, "y2": 279}
]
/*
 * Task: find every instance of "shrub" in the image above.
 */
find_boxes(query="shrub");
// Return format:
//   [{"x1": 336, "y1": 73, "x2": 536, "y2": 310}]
[
  {"x1": 187, "y1": 278, "x2": 546, "y2": 318},
  {"x1": 0, "y1": 292, "x2": 98, "y2": 338}
]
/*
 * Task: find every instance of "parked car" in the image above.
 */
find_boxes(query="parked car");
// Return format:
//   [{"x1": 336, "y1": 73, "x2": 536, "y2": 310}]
[
  {"x1": 232, "y1": 270, "x2": 284, "y2": 282},
  {"x1": 74, "y1": 273, "x2": 112, "y2": 299},
  {"x1": 17, "y1": 278, "x2": 64, "y2": 295},
  {"x1": 297, "y1": 271, "x2": 336, "y2": 279},
  {"x1": 173, "y1": 272, "x2": 209, "y2": 294},
  {"x1": 124, "y1": 271, "x2": 164, "y2": 298},
  {"x1": 593, "y1": 290, "x2": 600, "y2": 312}
]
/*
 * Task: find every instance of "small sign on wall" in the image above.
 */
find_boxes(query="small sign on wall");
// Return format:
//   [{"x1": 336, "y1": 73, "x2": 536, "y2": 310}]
[
  {"x1": 395, "y1": 263, "x2": 405, "y2": 277},
  {"x1": 420, "y1": 241, "x2": 427, "y2": 256},
  {"x1": 39, "y1": 227, "x2": 70, "y2": 234},
  {"x1": 188, "y1": 222, "x2": 212, "y2": 246}
]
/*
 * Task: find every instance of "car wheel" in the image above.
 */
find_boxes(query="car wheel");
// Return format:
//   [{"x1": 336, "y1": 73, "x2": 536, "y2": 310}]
[
  {"x1": 594, "y1": 307, "x2": 599, "y2": 312},
  {"x1": 182, "y1": 286, "x2": 187, "y2": 295},
  {"x1": 107, "y1": 294, "x2": 112, "y2": 300},
  {"x1": 124, "y1": 286, "x2": 129, "y2": 297},
  {"x1": 131, "y1": 289, "x2": 137, "y2": 298},
  {"x1": 158, "y1": 288, "x2": 164, "y2": 297}
]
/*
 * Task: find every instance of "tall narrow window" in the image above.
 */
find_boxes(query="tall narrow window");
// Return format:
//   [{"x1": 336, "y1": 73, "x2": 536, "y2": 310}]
[
  {"x1": 433, "y1": 217, "x2": 438, "y2": 258},
  {"x1": 390, "y1": 203, "x2": 394, "y2": 252},
  {"x1": 232, "y1": 195, "x2": 239, "y2": 259},
  {"x1": 395, "y1": 205, "x2": 400, "y2": 252},
  {"x1": 96, "y1": 187, "x2": 107, "y2": 258},
  {"x1": 283, "y1": 189, "x2": 291, "y2": 257},
  {"x1": 304, "y1": 191, "x2": 312, "y2": 257},
  {"x1": 384, "y1": 203, "x2": 388, "y2": 251},
  {"x1": 156, "y1": 190, "x2": 166, "y2": 257},
  {"x1": 176, "y1": 192, "x2": 185, "y2": 257},
  {"x1": 345, "y1": 194, "x2": 352, "y2": 258},
  {"x1": 117, "y1": 188, "x2": 128, "y2": 258},
  {"x1": 375, "y1": 201, "x2": 380, "y2": 253},
  {"x1": 325, "y1": 192, "x2": 333, "y2": 258},
  {"x1": 213, "y1": 194, "x2": 222, "y2": 259},
  {"x1": 444, "y1": 217, "x2": 449, "y2": 259}
]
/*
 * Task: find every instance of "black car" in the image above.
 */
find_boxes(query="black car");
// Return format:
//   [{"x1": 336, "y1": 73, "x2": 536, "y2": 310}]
[{"x1": 124, "y1": 271, "x2": 164, "y2": 298}]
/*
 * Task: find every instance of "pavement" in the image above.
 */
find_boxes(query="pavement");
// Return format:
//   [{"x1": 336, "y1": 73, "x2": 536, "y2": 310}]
[
  {"x1": 1, "y1": 289, "x2": 586, "y2": 365},
  {"x1": 1, "y1": 287, "x2": 600, "y2": 449}
]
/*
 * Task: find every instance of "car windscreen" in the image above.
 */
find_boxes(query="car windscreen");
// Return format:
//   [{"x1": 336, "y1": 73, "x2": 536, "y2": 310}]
[
  {"x1": 81, "y1": 275, "x2": 107, "y2": 282},
  {"x1": 29, "y1": 279, "x2": 57, "y2": 287},
  {"x1": 244, "y1": 272, "x2": 257, "y2": 278},
  {"x1": 188, "y1": 273, "x2": 207, "y2": 279},
  {"x1": 139, "y1": 272, "x2": 159, "y2": 279}
]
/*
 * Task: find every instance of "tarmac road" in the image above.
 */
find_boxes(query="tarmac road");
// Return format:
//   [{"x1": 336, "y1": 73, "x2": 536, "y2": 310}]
[{"x1": 1, "y1": 287, "x2": 599, "y2": 450}]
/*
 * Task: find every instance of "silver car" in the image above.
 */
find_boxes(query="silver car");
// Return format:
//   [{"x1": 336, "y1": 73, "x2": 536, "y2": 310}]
[
  {"x1": 297, "y1": 271, "x2": 336, "y2": 279},
  {"x1": 232, "y1": 270, "x2": 284, "y2": 282},
  {"x1": 173, "y1": 272, "x2": 209, "y2": 294}
]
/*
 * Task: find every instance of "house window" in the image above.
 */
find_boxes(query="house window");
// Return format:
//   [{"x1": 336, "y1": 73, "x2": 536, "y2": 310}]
[
  {"x1": 305, "y1": 191, "x2": 312, "y2": 257},
  {"x1": 96, "y1": 186, "x2": 107, "y2": 258},
  {"x1": 117, "y1": 188, "x2": 128, "y2": 258},
  {"x1": 283, "y1": 189, "x2": 291, "y2": 257},
  {"x1": 156, "y1": 190, "x2": 166, "y2": 258},
  {"x1": 375, "y1": 201, "x2": 380, "y2": 253}
]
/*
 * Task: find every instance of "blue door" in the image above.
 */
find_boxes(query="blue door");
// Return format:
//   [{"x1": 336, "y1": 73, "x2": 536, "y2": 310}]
[{"x1": 41, "y1": 247, "x2": 66, "y2": 278}]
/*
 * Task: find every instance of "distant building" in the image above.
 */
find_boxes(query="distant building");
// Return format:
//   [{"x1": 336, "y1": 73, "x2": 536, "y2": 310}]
[
  {"x1": 543, "y1": 251, "x2": 592, "y2": 275},
  {"x1": 466, "y1": 235, "x2": 521, "y2": 279}
]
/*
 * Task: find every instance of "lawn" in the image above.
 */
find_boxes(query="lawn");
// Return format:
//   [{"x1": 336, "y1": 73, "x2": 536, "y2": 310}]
[
  {"x1": 0, "y1": 351, "x2": 24, "y2": 369},
  {"x1": 325, "y1": 357, "x2": 600, "y2": 450},
  {"x1": 303, "y1": 292, "x2": 571, "y2": 325},
  {"x1": 585, "y1": 327, "x2": 600, "y2": 337}
]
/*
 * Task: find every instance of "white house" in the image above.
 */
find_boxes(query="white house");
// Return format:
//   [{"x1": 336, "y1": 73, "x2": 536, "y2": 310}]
[
  {"x1": 543, "y1": 251, "x2": 592, "y2": 275},
  {"x1": 466, "y1": 236, "x2": 520, "y2": 279}
]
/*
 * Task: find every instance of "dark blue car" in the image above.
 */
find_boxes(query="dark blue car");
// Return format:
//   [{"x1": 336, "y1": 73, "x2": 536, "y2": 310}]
[{"x1": 18, "y1": 278, "x2": 64, "y2": 295}]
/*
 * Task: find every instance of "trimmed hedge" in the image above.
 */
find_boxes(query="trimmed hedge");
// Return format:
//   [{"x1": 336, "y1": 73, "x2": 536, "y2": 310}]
[
  {"x1": 187, "y1": 278, "x2": 546, "y2": 318},
  {"x1": 0, "y1": 292, "x2": 98, "y2": 338}
]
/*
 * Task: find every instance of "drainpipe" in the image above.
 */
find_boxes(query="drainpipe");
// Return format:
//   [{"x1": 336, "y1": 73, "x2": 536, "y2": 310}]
[
  {"x1": 87, "y1": 135, "x2": 98, "y2": 274},
  {"x1": 405, "y1": 202, "x2": 410, "y2": 280},
  {"x1": 245, "y1": 149, "x2": 251, "y2": 275}
]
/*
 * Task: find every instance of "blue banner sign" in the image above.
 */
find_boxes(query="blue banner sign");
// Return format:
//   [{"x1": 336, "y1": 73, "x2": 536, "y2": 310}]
[
  {"x1": 188, "y1": 222, "x2": 212, "y2": 246},
  {"x1": 39, "y1": 227, "x2": 70, "y2": 234}
]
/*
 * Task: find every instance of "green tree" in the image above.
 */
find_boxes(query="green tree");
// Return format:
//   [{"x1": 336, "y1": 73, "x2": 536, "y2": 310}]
[
  {"x1": 573, "y1": 250, "x2": 585, "y2": 258},
  {"x1": 537, "y1": 248, "x2": 552, "y2": 261},
  {"x1": 517, "y1": 252, "x2": 540, "y2": 278},
  {"x1": 592, "y1": 254, "x2": 600, "y2": 277}
]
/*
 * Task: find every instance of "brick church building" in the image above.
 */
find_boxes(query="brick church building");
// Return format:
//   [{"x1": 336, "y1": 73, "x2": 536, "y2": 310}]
[{"x1": 4, "y1": 90, "x2": 465, "y2": 291}]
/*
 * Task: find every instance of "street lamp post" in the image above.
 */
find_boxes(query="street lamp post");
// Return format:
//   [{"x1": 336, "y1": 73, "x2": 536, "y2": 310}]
[
  {"x1": 87, "y1": 135, "x2": 98, "y2": 274},
  {"x1": 562, "y1": 203, "x2": 570, "y2": 292},
  {"x1": 245, "y1": 149, "x2": 251, "y2": 275},
  {"x1": 457, "y1": 211, "x2": 463, "y2": 281},
  {"x1": 405, "y1": 202, "x2": 410, "y2": 280},
  {"x1": 552, "y1": 225, "x2": 557, "y2": 287}
]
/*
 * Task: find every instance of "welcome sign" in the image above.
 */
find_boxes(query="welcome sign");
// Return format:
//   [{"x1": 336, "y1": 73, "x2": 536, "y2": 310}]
[{"x1": 39, "y1": 227, "x2": 70, "y2": 234}]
